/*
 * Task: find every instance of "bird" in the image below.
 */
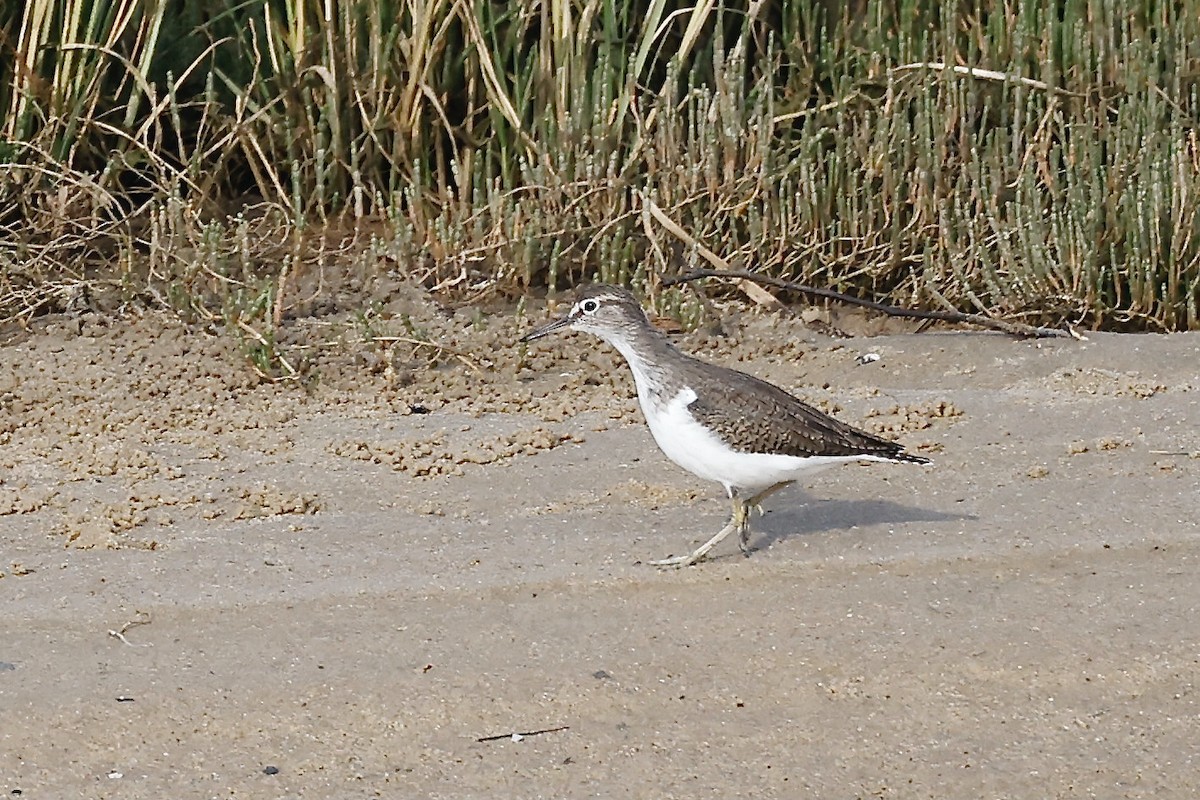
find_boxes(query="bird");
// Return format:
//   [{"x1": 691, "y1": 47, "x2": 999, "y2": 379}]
[{"x1": 519, "y1": 284, "x2": 930, "y2": 567}]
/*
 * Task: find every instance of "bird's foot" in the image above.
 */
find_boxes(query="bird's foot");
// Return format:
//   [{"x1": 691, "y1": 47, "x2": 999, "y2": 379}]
[
  {"x1": 736, "y1": 522, "x2": 754, "y2": 555},
  {"x1": 646, "y1": 551, "x2": 708, "y2": 568},
  {"x1": 737, "y1": 514, "x2": 756, "y2": 556},
  {"x1": 647, "y1": 521, "x2": 738, "y2": 568}
]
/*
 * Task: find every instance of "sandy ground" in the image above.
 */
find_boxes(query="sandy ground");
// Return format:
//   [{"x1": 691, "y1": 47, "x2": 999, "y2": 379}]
[{"x1": 2, "y1": 285, "x2": 1199, "y2": 798}]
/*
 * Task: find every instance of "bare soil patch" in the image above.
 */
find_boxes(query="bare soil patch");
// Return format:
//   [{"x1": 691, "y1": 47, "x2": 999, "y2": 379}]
[{"x1": 2, "y1": 292, "x2": 1198, "y2": 797}]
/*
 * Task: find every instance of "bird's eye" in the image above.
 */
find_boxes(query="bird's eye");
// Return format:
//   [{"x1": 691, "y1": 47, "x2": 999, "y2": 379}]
[{"x1": 580, "y1": 299, "x2": 599, "y2": 313}]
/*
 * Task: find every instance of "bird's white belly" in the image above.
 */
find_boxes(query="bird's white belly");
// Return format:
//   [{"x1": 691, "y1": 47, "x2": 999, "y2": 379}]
[{"x1": 641, "y1": 387, "x2": 881, "y2": 495}]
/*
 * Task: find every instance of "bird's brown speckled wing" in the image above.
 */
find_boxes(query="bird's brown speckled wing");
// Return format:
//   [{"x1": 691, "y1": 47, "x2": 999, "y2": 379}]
[{"x1": 680, "y1": 359, "x2": 928, "y2": 462}]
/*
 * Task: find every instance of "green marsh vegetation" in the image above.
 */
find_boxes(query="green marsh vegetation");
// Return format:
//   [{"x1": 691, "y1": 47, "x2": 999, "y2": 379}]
[{"x1": 2, "y1": 0, "x2": 1198, "y2": 352}]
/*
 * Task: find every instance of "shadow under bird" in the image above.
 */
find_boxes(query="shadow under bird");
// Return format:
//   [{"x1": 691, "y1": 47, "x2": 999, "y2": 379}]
[{"x1": 520, "y1": 284, "x2": 931, "y2": 567}]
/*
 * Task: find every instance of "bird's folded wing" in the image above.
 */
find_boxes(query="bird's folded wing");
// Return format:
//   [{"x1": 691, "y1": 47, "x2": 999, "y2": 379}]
[{"x1": 684, "y1": 366, "x2": 908, "y2": 459}]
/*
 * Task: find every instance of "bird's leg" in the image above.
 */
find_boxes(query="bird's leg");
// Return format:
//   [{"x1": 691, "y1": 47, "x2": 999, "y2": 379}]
[
  {"x1": 738, "y1": 481, "x2": 793, "y2": 554},
  {"x1": 648, "y1": 494, "x2": 749, "y2": 568}
]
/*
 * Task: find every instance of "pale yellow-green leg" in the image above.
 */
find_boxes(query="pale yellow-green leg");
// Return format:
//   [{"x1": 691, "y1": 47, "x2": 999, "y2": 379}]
[
  {"x1": 738, "y1": 481, "x2": 793, "y2": 554},
  {"x1": 649, "y1": 494, "x2": 749, "y2": 568},
  {"x1": 649, "y1": 481, "x2": 794, "y2": 568}
]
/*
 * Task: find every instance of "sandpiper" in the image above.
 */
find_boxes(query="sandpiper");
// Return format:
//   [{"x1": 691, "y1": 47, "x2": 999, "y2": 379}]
[{"x1": 520, "y1": 284, "x2": 930, "y2": 567}]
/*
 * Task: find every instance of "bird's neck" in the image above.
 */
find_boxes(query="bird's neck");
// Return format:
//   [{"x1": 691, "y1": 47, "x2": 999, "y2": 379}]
[{"x1": 599, "y1": 323, "x2": 681, "y2": 403}]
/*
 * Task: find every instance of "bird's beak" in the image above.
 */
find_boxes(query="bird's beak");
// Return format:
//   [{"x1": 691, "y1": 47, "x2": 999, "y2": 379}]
[{"x1": 519, "y1": 314, "x2": 573, "y2": 343}]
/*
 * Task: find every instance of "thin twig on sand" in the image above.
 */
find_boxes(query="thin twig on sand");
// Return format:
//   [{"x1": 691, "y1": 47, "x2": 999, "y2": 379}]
[
  {"x1": 107, "y1": 611, "x2": 152, "y2": 647},
  {"x1": 476, "y1": 725, "x2": 570, "y2": 743}
]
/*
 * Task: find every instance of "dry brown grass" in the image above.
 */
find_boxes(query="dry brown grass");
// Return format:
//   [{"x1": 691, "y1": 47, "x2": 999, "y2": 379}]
[{"x1": 2, "y1": 0, "x2": 1198, "y2": 340}]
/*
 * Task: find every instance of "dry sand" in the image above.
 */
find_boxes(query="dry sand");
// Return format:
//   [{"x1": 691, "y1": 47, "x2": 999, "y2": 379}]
[{"x1": 2, "y1": 287, "x2": 1199, "y2": 798}]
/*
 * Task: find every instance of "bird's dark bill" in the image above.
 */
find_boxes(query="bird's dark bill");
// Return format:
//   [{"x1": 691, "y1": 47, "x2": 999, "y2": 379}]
[{"x1": 519, "y1": 314, "x2": 572, "y2": 342}]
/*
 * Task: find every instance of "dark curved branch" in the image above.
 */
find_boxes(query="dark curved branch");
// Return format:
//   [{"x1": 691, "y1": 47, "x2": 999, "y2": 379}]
[{"x1": 662, "y1": 269, "x2": 1082, "y2": 340}]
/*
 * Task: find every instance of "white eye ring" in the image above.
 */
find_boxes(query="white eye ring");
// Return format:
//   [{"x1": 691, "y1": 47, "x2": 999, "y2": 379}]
[{"x1": 580, "y1": 299, "x2": 599, "y2": 313}]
